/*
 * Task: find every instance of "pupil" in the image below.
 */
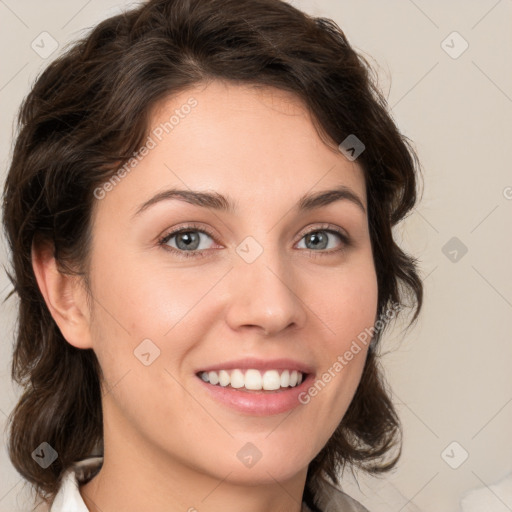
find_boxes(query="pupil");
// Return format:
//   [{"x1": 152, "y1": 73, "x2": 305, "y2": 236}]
[
  {"x1": 177, "y1": 232, "x2": 199, "y2": 250},
  {"x1": 308, "y1": 232, "x2": 327, "y2": 250}
]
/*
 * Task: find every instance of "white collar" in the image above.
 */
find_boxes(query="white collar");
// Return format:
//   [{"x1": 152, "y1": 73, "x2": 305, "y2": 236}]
[{"x1": 50, "y1": 457, "x2": 103, "y2": 512}]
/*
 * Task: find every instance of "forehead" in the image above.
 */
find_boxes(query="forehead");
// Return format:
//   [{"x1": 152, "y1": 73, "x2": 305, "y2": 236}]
[{"x1": 94, "y1": 80, "x2": 367, "y2": 219}]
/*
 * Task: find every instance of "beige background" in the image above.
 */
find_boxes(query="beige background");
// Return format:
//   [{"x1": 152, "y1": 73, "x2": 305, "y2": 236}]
[{"x1": 1, "y1": 1, "x2": 511, "y2": 511}]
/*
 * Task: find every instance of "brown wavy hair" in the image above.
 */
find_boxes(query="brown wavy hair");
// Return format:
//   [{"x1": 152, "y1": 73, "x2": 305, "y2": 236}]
[{"x1": 2, "y1": 0, "x2": 423, "y2": 510}]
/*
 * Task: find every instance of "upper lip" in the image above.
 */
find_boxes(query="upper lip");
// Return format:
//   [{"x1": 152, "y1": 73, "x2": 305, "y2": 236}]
[{"x1": 196, "y1": 357, "x2": 314, "y2": 375}]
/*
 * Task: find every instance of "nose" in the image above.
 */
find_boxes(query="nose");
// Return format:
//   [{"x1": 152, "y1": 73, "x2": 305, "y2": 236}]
[{"x1": 224, "y1": 243, "x2": 308, "y2": 337}]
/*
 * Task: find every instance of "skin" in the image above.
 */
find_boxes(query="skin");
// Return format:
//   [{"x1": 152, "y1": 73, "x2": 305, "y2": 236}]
[{"x1": 33, "y1": 80, "x2": 378, "y2": 512}]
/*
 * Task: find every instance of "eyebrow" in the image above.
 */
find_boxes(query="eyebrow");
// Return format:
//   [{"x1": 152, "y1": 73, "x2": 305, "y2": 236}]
[{"x1": 132, "y1": 185, "x2": 366, "y2": 218}]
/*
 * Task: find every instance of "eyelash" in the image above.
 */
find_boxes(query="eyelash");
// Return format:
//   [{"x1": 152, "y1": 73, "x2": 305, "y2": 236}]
[{"x1": 157, "y1": 222, "x2": 351, "y2": 260}]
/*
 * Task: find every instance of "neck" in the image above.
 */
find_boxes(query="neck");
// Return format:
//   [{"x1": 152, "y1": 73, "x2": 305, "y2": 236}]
[
  {"x1": 80, "y1": 458, "x2": 308, "y2": 512},
  {"x1": 79, "y1": 411, "x2": 308, "y2": 512}
]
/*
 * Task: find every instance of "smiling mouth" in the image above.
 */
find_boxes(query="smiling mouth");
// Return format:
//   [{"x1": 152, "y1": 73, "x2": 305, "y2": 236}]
[{"x1": 197, "y1": 368, "x2": 305, "y2": 392}]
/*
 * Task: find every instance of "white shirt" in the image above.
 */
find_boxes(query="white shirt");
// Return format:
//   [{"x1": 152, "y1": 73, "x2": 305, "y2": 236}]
[
  {"x1": 49, "y1": 457, "x2": 369, "y2": 512},
  {"x1": 50, "y1": 457, "x2": 103, "y2": 512}
]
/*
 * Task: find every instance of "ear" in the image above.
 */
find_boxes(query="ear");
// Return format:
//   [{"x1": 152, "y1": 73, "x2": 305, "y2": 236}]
[{"x1": 31, "y1": 239, "x2": 94, "y2": 350}]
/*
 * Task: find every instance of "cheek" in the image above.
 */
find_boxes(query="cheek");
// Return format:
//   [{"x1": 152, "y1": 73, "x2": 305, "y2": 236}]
[
  {"x1": 88, "y1": 245, "x2": 220, "y2": 338},
  {"x1": 85, "y1": 246, "x2": 234, "y2": 398},
  {"x1": 315, "y1": 253, "x2": 379, "y2": 349},
  {"x1": 298, "y1": 256, "x2": 378, "y2": 436},
  {"x1": 331, "y1": 264, "x2": 378, "y2": 380}
]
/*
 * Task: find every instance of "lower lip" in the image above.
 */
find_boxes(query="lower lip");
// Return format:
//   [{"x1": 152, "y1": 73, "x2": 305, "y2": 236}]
[{"x1": 196, "y1": 374, "x2": 314, "y2": 416}]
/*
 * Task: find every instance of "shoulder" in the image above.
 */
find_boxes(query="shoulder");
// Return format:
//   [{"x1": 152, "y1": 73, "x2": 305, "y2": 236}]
[
  {"x1": 312, "y1": 477, "x2": 371, "y2": 512},
  {"x1": 49, "y1": 457, "x2": 103, "y2": 512}
]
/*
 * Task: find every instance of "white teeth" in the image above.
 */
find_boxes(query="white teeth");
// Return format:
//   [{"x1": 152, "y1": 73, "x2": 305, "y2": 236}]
[
  {"x1": 218, "y1": 370, "x2": 230, "y2": 387},
  {"x1": 230, "y1": 369, "x2": 244, "y2": 389},
  {"x1": 244, "y1": 369, "x2": 262, "y2": 390},
  {"x1": 199, "y1": 369, "x2": 305, "y2": 390},
  {"x1": 262, "y1": 370, "x2": 281, "y2": 390}
]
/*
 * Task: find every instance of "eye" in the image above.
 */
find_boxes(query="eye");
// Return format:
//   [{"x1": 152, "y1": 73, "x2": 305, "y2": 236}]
[
  {"x1": 158, "y1": 223, "x2": 217, "y2": 259},
  {"x1": 296, "y1": 224, "x2": 350, "y2": 255},
  {"x1": 158, "y1": 223, "x2": 351, "y2": 259}
]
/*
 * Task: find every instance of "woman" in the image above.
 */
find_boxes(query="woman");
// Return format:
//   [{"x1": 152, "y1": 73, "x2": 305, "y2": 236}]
[{"x1": 2, "y1": 0, "x2": 423, "y2": 510}]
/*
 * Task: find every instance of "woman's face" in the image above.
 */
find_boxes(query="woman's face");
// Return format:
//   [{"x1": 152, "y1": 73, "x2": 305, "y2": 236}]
[{"x1": 83, "y1": 80, "x2": 378, "y2": 484}]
